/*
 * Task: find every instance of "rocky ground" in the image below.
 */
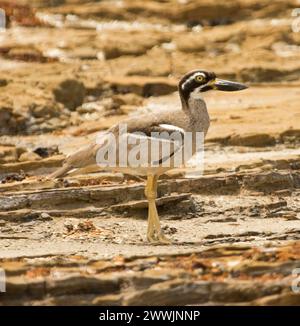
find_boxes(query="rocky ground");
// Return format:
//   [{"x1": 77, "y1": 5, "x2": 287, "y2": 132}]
[{"x1": 0, "y1": 0, "x2": 300, "y2": 305}]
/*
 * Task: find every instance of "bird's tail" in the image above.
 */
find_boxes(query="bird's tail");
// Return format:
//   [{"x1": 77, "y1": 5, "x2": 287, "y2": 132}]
[
  {"x1": 49, "y1": 142, "x2": 100, "y2": 179},
  {"x1": 49, "y1": 163, "x2": 73, "y2": 179}
]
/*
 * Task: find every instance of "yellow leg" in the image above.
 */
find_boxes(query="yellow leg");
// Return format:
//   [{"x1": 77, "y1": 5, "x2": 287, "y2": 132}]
[{"x1": 145, "y1": 175, "x2": 171, "y2": 244}]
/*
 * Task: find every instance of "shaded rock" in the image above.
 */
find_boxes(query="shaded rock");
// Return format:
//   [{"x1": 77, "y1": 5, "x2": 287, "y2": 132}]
[
  {"x1": 46, "y1": 275, "x2": 121, "y2": 296},
  {"x1": 6, "y1": 47, "x2": 53, "y2": 63},
  {"x1": 169, "y1": 175, "x2": 240, "y2": 195},
  {"x1": 4, "y1": 276, "x2": 28, "y2": 297},
  {"x1": 53, "y1": 79, "x2": 86, "y2": 110},
  {"x1": 110, "y1": 193, "x2": 192, "y2": 214},
  {"x1": 209, "y1": 281, "x2": 283, "y2": 303},
  {"x1": 0, "y1": 79, "x2": 8, "y2": 87},
  {"x1": 0, "y1": 106, "x2": 28, "y2": 135},
  {"x1": 105, "y1": 76, "x2": 177, "y2": 97},
  {"x1": 242, "y1": 172, "x2": 296, "y2": 193},
  {"x1": 38, "y1": 293, "x2": 122, "y2": 306},
  {"x1": 280, "y1": 129, "x2": 300, "y2": 143},
  {"x1": 124, "y1": 279, "x2": 210, "y2": 306},
  {"x1": 238, "y1": 67, "x2": 300, "y2": 83},
  {"x1": 33, "y1": 146, "x2": 59, "y2": 158},
  {"x1": 29, "y1": 101, "x2": 66, "y2": 118},
  {"x1": 228, "y1": 133, "x2": 276, "y2": 147}
]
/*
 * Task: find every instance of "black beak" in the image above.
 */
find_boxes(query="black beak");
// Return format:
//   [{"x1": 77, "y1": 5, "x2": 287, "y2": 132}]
[{"x1": 214, "y1": 79, "x2": 248, "y2": 92}]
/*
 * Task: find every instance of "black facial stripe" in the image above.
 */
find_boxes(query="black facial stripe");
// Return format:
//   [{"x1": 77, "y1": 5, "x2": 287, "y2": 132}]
[
  {"x1": 206, "y1": 72, "x2": 216, "y2": 80},
  {"x1": 178, "y1": 70, "x2": 216, "y2": 102},
  {"x1": 181, "y1": 73, "x2": 205, "y2": 90}
]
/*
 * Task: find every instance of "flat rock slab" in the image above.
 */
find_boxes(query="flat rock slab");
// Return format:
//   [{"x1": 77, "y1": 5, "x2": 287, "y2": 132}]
[
  {"x1": 110, "y1": 193, "x2": 192, "y2": 211},
  {"x1": 0, "y1": 193, "x2": 299, "y2": 260},
  {"x1": 1, "y1": 242, "x2": 299, "y2": 306}
]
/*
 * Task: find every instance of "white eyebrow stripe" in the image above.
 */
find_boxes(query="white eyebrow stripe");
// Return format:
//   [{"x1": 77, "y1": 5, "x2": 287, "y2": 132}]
[{"x1": 181, "y1": 72, "x2": 206, "y2": 90}]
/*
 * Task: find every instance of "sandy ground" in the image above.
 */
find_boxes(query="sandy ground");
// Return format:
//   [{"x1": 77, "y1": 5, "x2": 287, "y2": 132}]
[{"x1": 0, "y1": 0, "x2": 300, "y2": 305}]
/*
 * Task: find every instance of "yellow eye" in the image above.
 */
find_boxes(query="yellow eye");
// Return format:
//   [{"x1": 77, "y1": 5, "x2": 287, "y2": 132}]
[{"x1": 195, "y1": 75, "x2": 205, "y2": 82}]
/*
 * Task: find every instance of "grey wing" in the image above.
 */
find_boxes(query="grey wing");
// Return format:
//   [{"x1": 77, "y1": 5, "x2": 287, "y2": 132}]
[
  {"x1": 50, "y1": 120, "x2": 186, "y2": 178},
  {"x1": 116, "y1": 123, "x2": 185, "y2": 168}
]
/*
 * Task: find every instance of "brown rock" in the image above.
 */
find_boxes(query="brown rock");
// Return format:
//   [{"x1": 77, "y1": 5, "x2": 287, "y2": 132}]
[
  {"x1": 228, "y1": 133, "x2": 276, "y2": 147},
  {"x1": 0, "y1": 106, "x2": 27, "y2": 135},
  {"x1": 46, "y1": 275, "x2": 121, "y2": 296},
  {"x1": 0, "y1": 79, "x2": 8, "y2": 87},
  {"x1": 0, "y1": 146, "x2": 18, "y2": 164},
  {"x1": 29, "y1": 101, "x2": 66, "y2": 118},
  {"x1": 253, "y1": 292, "x2": 300, "y2": 306},
  {"x1": 53, "y1": 79, "x2": 86, "y2": 110},
  {"x1": 124, "y1": 279, "x2": 210, "y2": 305},
  {"x1": 105, "y1": 76, "x2": 177, "y2": 97},
  {"x1": 242, "y1": 172, "x2": 296, "y2": 193},
  {"x1": 7, "y1": 47, "x2": 51, "y2": 63}
]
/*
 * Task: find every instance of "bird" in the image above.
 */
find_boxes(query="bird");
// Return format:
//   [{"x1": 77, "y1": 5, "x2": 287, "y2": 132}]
[{"x1": 50, "y1": 70, "x2": 248, "y2": 244}]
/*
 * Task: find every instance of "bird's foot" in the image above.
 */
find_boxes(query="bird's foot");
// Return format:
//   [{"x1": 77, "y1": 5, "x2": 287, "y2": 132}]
[
  {"x1": 147, "y1": 231, "x2": 171, "y2": 245},
  {"x1": 157, "y1": 232, "x2": 172, "y2": 244}
]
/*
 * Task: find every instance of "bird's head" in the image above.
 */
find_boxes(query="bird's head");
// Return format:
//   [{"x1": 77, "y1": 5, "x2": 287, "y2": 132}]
[{"x1": 179, "y1": 69, "x2": 248, "y2": 103}]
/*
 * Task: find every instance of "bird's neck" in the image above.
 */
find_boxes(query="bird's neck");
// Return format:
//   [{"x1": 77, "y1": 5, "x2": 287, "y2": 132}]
[{"x1": 185, "y1": 96, "x2": 210, "y2": 134}]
